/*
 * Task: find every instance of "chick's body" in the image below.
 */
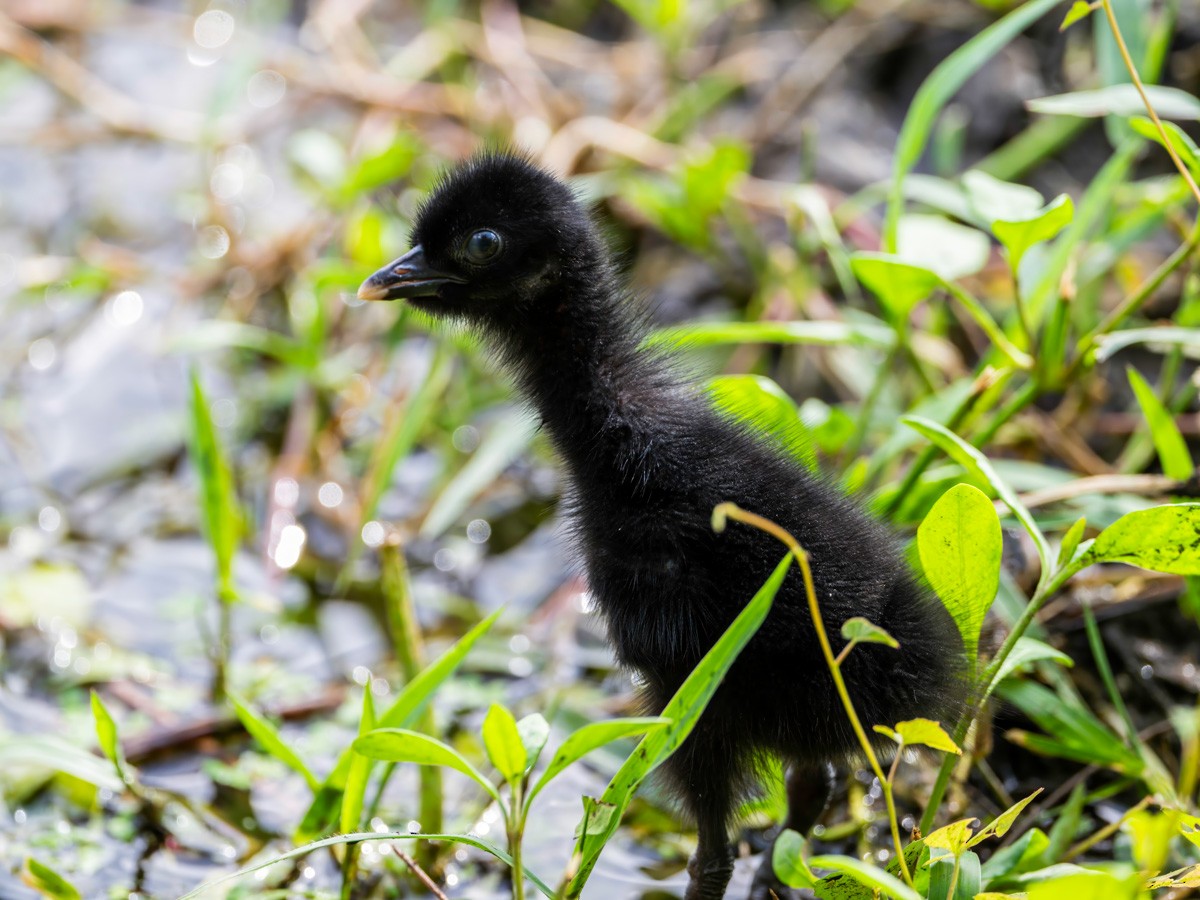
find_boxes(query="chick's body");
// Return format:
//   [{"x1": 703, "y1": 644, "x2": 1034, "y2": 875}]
[{"x1": 360, "y1": 152, "x2": 964, "y2": 900}]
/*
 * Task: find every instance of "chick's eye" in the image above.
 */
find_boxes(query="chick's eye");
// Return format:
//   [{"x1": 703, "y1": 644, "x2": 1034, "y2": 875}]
[{"x1": 465, "y1": 229, "x2": 503, "y2": 263}]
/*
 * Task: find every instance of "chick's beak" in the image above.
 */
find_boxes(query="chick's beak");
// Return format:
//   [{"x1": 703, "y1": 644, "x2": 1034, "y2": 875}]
[{"x1": 357, "y1": 246, "x2": 463, "y2": 302}]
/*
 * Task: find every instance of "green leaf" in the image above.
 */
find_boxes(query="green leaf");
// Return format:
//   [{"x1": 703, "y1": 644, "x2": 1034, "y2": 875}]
[
  {"x1": 840, "y1": 616, "x2": 900, "y2": 649},
  {"x1": 963, "y1": 169, "x2": 1045, "y2": 222},
  {"x1": 990, "y1": 636, "x2": 1073, "y2": 688},
  {"x1": 1129, "y1": 116, "x2": 1200, "y2": 177},
  {"x1": 516, "y1": 714, "x2": 550, "y2": 774},
  {"x1": 1125, "y1": 807, "x2": 1178, "y2": 875},
  {"x1": 929, "y1": 849, "x2": 980, "y2": 900},
  {"x1": 1026, "y1": 870, "x2": 1143, "y2": 900},
  {"x1": 991, "y1": 193, "x2": 1074, "y2": 272},
  {"x1": 482, "y1": 704, "x2": 527, "y2": 784},
  {"x1": 884, "y1": 0, "x2": 1065, "y2": 249},
  {"x1": 925, "y1": 818, "x2": 976, "y2": 857},
  {"x1": 874, "y1": 718, "x2": 961, "y2": 755},
  {"x1": 904, "y1": 417, "x2": 1051, "y2": 581},
  {"x1": 229, "y1": 693, "x2": 318, "y2": 792},
  {"x1": 1127, "y1": 367, "x2": 1194, "y2": 481},
  {"x1": 187, "y1": 370, "x2": 239, "y2": 600},
  {"x1": 708, "y1": 375, "x2": 816, "y2": 472},
  {"x1": 1059, "y1": 1, "x2": 1094, "y2": 31},
  {"x1": 1086, "y1": 503, "x2": 1200, "y2": 574},
  {"x1": 1028, "y1": 84, "x2": 1200, "y2": 120},
  {"x1": 649, "y1": 319, "x2": 894, "y2": 351},
  {"x1": 340, "y1": 684, "x2": 377, "y2": 835},
  {"x1": 89, "y1": 691, "x2": 126, "y2": 784},
  {"x1": 525, "y1": 717, "x2": 670, "y2": 809},
  {"x1": 808, "y1": 853, "x2": 924, "y2": 900},
  {"x1": 23, "y1": 858, "x2": 81, "y2": 900},
  {"x1": 917, "y1": 483, "x2": 1002, "y2": 666},
  {"x1": 968, "y1": 789, "x2": 1042, "y2": 847},
  {"x1": 1057, "y1": 517, "x2": 1088, "y2": 570},
  {"x1": 1094, "y1": 327, "x2": 1200, "y2": 361},
  {"x1": 851, "y1": 253, "x2": 943, "y2": 320},
  {"x1": 565, "y1": 554, "x2": 793, "y2": 895},
  {"x1": 896, "y1": 214, "x2": 991, "y2": 280},
  {"x1": 296, "y1": 609, "x2": 500, "y2": 841},
  {"x1": 772, "y1": 830, "x2": 818, "y2": 889},
  {"x1": 353, "y1": 728, "x2": 502, "y2": 806}
]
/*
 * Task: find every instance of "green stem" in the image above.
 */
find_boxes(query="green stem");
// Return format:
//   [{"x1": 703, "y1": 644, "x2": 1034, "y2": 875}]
[
  {"x1": 943, "y1": 282, "x2": 1034, "y2": 370},
  {"x1": 381, "y1": 541, "x2": 444, "y2": 876},
  {"x1": 717, "y1": 505, "x2": 913, "y2": 886}
]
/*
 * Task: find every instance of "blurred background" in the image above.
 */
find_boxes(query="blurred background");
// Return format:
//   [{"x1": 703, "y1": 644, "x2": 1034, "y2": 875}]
[{"x1": 1, "y1": 1, "x2": 1199, "y2": 898}]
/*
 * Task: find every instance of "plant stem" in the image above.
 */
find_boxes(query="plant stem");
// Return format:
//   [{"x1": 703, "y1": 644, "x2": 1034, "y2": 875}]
[
  {"x1": 510, "y1": 782, "x2": 526, "y2": 900},
  {"x1": 715, "y1": 504, "x2": 913, "y2": 886},
  {"x1": 381, "y1": 540, "x2": 444, "y2": 876}
]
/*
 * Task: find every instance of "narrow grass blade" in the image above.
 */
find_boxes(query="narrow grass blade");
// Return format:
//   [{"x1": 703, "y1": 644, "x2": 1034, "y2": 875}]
[
  {"x1": 229, "y1": 693, "x2": 319, "y2": 792},
  {"x1": 1126, "y1": 367, "x2": 1194, "y2": 480},
  {"x1": 187, "y1": 370, "x2": 239, "y2": 600}
]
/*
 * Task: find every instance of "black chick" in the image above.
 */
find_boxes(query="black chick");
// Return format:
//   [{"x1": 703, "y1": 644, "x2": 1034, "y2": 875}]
[{"x1": 358, "y1": 152, "x2": 964, "y2": 900}]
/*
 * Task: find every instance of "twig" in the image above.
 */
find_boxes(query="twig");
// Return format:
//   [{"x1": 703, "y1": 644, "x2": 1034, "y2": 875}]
[
  {"x1": 396, "y1": 850, "x2": 450, "y2": 900},
  {"x1": 1002, "y1": 473, "x2": 1192, "y2": 512}
]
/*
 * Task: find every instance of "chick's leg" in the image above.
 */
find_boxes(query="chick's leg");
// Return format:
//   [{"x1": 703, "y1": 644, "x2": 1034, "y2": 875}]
[
  {"x1": 668, "y1": 731, "x2": 739, "y2": 900},
  {"x1": 748, "y1": 761, "x2": 836, "y2": 900}
]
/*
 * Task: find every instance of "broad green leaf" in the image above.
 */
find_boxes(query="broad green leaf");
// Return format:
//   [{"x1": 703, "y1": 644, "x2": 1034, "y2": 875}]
[
  {"x1": 649, "y1": 319, "x2": 894, "y2": 351},
  {"x1": 1126, "y1": 807, "x2": 1179, "y2": 875},
  {"x1": 23, "y1": 858, "x2": 81, "y2": 900},
  {"x1": 929, "y1": 850, "x2": 980, "y2": 900},
  {"x1": 482, "y1": 704, "x2": 526, "y2": 784},
  {"x1": 353, "y1": 728, "x2": 502, "y2": 806},
  {"x1": 962, "y1": 169, "x2": 1044, "y2": 221},
  {"x1": 708, "y1": 375, "x2": 816, "y2": 472},
  {"x1": 1127, "y1": 367, "x2": 1193, "y2": 481},
  {"x1": 840, "y1": 616, "x2": 899, "y2": 649},
  {"x1": 296, "y1": 609, "x2": 500, "y2": 840},
  {"x1": 851, "y1": 253, "x2": 942, "y2": 320},
  {"x1": 1095, "y1": 327, "x2": 1200, "y2": 361},
  {"x1": 979, "y1": 827, "x2": 1049, "y2": 882},
  {"x1": 896, "y1": 214, "x2": 991, "y2": 280},
  {"x1": 968, "y1": 789, "x2": 1042, "y2": 847},
  {"x1": 1057, "y1": 517, "x2": 1088, "y2": 570},
  {"x1": 1027, "y1": 85, "x2": 1200, "y2": 120},
  {"x1": 808, "y1": 853, "x2": 924, "y2": 900},
  {"x1": 1026, "y1": 870, "x2": 1143, "y2": 900},
  {"x1": 179, "y1": 831, "x2": 555, "y2": 900},
  {"x1": 992, "y1": 194, "x2": 1074, "y2": 272},
  {"x1": 884, "y1": 0, "x2": 1065, "y2": 249},
  {"x1": 1086, "y1": 504, "x2": 1200, "y2": 574},
  {"x1": 1059, "y1": 0, "x2": 1094, "y2": 31},
  {"x1": 89, "y1": 691, "x2": 126, "y2": 784},
  {"x1": 229, "y1": 693, "x2": 318, "y2": 792},
  {"x1": 1130, "y1": 116, "x2": 1200, "y2": 176},
  {"x1": 187, "y1": 370, "x2": 239, "y2": 600},
  {"x1": 420, "y1": 409, "x2": 537, "y2": 539},
  {"x1": 990, "y1": 636, "x2": 1073, "y2": 688},
  {"x1": 565, "y1": 554, "x2": 793, "y2": 895},
  {"x1": 526, "y1": 717, "x2": 670, "y2": 808},
  {"x1": 874, "y1": 718, "x2": 960, "y2": 755},
  {"x1": 917, "y1": 483, "x2": 1002, "y2": 666},
  {"x1": 1181, "y1": 813, "x2": 1200, "y2": 849},
  {"x1": 516, "y1": 714, "x2": 550, "y2": 774},
  {"x1": 904, "y1": 417, "x2": 1051, "y2": 580},
  {"x1": 772, "y1": 830, "x2": 817, "y2": 889}
]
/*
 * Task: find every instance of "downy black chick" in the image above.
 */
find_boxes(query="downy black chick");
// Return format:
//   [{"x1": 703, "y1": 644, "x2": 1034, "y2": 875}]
[{"x1": 358, "y1": 152, "x2": 964, "y2": 900}]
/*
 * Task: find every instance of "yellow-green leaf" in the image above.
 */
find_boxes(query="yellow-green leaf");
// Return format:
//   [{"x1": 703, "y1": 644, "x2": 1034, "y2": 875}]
[
  {"x1": 1059, "y1": 0, "x2": 1095, "y2": 31},
  {"x1": 1127, "y1": 367, "x2": 1194, "y2": 481},
  {"x1": 481, "y1": 704, "x2": 526, "y2": 783},
  {"x1": 841, "y1": 616, "x2": 900, "y2": 650},
  {"x1": 1086, "y1": 504, "x2": 1200, "y2": 575},
  {"x1": 917, "y1": 483, "x2": 1002, "y2": 667}
]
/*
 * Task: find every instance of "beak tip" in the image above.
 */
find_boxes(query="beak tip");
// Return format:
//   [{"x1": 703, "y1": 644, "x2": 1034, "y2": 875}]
[{"x1": 356, "y1": 280, "x2": 389, "y2": 302}]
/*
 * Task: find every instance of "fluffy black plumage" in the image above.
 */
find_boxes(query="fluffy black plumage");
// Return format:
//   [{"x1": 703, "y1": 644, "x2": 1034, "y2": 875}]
[{"x1": 359, "y1": 151, "x2": 965, "y2": 900}]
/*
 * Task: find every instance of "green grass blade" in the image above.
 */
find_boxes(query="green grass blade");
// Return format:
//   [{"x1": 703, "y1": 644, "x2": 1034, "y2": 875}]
[
  {"x1": 178, "y1": 832, "x2": 555, "y2": 900},
  {"x1": 883, "y1": 0, "x2": 1064, "y2": 250},
  {"x1": 1126, "y1": 367, "x2": 1194, "y2": 480},
  {"x1": 229, "y1": 693, "x2": 319, "y2": 792},
  {"x1": 648, "y1": 319, "x2": 894, "y2": 350},
  {"x1": 187, "y1": 369, "x2": 239, "y2": 601}
]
